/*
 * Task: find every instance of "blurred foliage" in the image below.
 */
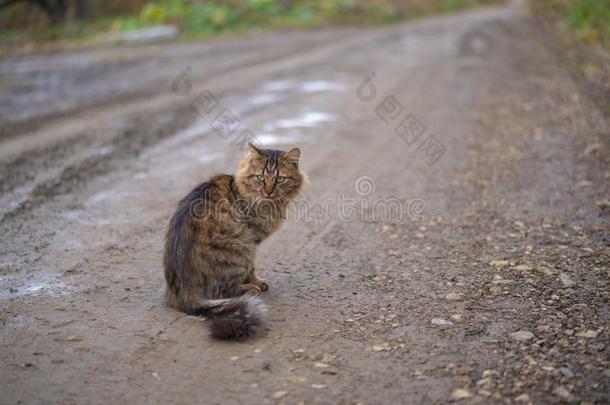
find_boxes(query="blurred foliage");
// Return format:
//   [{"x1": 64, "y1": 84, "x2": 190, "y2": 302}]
[
  {"x1": 123, "y1": 0, "x2": 502, "y2": 32},
  {"x1": 533, "y1": 0, "x2": 610, "y2": 47},
  {"x1": 0, "y1": 0, "x2": 502, "y2": 48}
]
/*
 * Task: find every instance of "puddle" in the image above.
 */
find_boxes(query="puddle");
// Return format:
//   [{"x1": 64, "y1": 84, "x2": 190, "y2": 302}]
[
  {"x1": 256, "y1": 134, "x2": 301, "y2": 146},
  {"x1": 299, "y1": 81, "x2": 345, "y2": 93},
  {"x1": 155, "y1": 120, "x2": 211, "y2": 150},
  {"x1": 262, "y1": 80, "x2": 294, "y2": 92},
  {"x1": 272, "y1": 112, "x2": 336, "y2": 129},
  {"x1": 198, "y1": 152, "x2": 223, "y2": 164},
  {"x1": 0, "y1": 184, "x2": 33, "y2": 221},
  {"x1": 250, "y1": 93, "x2": 282, "y2": 106},
  {"x1": 87, "y1": 189, "x2": 131, "y2": 205},
  {"x1": 261, "y1": 80, "x2": 345, "y2": 93},
  {"x1": 87, "y1": 146, "x2": 114, "y2": 157},
  {"x1": 0, "y1": 270, "x2": 67, "y2": 301}
]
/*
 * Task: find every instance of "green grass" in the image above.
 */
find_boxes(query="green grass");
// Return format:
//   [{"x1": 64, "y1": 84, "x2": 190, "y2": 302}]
[
  {"x1": 533, "y1": 0, "x2": 610, "y2": 47},
  {"x1": 0, "y1": 0, "x2": 503, "y2": 51}
]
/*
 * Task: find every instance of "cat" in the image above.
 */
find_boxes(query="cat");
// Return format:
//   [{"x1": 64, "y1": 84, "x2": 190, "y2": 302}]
[{"x1": 163, "y1": 143, "x2": 305, "y2": 340}]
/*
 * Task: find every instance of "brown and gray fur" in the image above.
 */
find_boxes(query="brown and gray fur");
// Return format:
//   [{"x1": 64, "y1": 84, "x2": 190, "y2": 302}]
[{"x1": 163, "y1": 144, "x2": 305, "y2": 340}]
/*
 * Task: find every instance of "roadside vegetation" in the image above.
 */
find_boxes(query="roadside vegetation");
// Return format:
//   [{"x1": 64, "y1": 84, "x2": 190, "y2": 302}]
[
  {"x1": 0, "y1": 0, "x2": 501, "y2": 50},
  {"x1": 532, "y1": 0, "x2": 610, "y2": 48},
  {"x1": 532, "y1": 0, "x2": 610, "y2": 113}
]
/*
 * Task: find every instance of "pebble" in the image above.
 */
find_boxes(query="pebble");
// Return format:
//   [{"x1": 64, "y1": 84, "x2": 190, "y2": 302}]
[
  {"x1": 445, "y1": 293, "x2": 463, "y2": 301},
  {"x1": 576, "y1": 330, "x2": 598, "y2": 338},
  {"x1": 450, "y1": 314, "x2": 463, "y2": 322},
  {"x1": 431, "y1": 318, "x2": 453, "y2": 326},
  {"x1": 514, "y1": 393, "x2": 531, "y2": 403},
  {"x1": 510, "y1": 330, "x2": 535, "y2": 342},
  {"x1": 559, "y1": 273, "x2": 575, "y2": 287},
  {"x1": 552, "y1": 386, "x2": 575, "y2": 402},
  {"x1": 489, "y1": 260, "x2": 509, "y2": 268},
  {"x1": 559, "y1": 367, "x2": 574, "y2": 379},
  {"x1": 272, "y1": 391, "x2": 287, "y2": 399},
  {"x1": 492, "y1": 275, "x2": 513, "y2": 284},
  {"x1": 450, "y1": 388, "x2": 473, "y2": 400}
]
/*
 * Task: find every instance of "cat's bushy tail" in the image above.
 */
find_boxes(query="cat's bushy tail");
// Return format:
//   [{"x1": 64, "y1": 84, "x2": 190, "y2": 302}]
[{"x1": 188, "y1": 295, "x2": 268, "y2": 340}]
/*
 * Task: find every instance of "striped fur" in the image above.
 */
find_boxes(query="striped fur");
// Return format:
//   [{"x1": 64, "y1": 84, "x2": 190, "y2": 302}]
[{"x1": 163, "y1": 144, "x2": 304, "y2": 340}]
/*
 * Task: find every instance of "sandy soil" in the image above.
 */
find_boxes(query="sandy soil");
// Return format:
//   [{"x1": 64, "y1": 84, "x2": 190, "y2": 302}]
[{"x1": 1, "y1": 1, "x2": 609, "y2": 404}]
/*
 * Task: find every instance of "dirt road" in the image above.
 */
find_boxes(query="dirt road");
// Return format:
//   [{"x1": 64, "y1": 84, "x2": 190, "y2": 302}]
[{"x1": 1, "y1": 1, "x2": 609, "y2": 403}]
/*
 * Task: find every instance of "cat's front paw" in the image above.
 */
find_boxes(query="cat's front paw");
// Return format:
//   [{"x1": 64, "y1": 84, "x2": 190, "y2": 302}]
[
  {"x1": 239, "y1": 283, "x2": 262, "y2": 296},
  {"x1": 253, "y1": 278, "x2": 268, "y2": 292}
]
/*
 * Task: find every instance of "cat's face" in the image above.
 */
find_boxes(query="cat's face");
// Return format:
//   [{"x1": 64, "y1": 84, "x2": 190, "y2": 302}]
[{"x1": 235, "y1": 144, "x2": 304, "y2": 200}]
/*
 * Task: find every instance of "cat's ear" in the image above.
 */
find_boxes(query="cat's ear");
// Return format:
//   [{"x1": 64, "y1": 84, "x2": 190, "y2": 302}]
[
  {"x1": 284, "y1": 147, "x2": 301, "y2": 164},
  {"x1": 248, "y1": 143, "x2": 263, "y2": 157}
]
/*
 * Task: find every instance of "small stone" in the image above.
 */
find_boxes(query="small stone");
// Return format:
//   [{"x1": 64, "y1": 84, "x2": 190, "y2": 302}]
[
  {"x1": 489, "y1": 260, "x2": 509, "y2": 268},
  {"x1": 583, "y1": 143, "x2": 601, "y2": 156},
  {"x1": 372, "y1": 343, "x2": 390, "y2": 352},
  {"x1": 536, "y1": 267, "x2": 555, "y2": 275},
  {"x1": 314, "y1": 362, "x2": 330, "y2": 368},
  {"x1": 66, "y1": 335, "x2": 82, "y2": 342},
  {"x1": 559, "y1": 367, "x2": 574, "y2": 379},
  {"x1": 445, "y1": 293, "x2": 463, "y2": 301},
  {"x1": 272, "y1": 391, "x2": 287, "y2": 399},
  {"x1": 511, "y1": 264, "x2": 532, "y2": 272},
  {"x1": 510, "y1": 330, "x2": 535, "y2": 342},
  {"x1": 514, "y1": 393, "x2": 531, "y2": 403},
  {"x1": 576, "y1": 330, "x2": 598, "y2": 338},
  {"x1": 320, "y1": 353, "x2": 334, "y2": 363},
  {"x1": 450, "y1": 388, "x2": 473, "y2": 400},
  {"x1": 552, "y1": 386, "x2": 575, "y2": 402},
  {"x1": 230, "y1": 356, "x2": 239, "y2": 361},
  {"x1": 559, "y1": 273, "x2": 575, "y2": 287},
  {"x1": 311, "y1": 384, "x2": 326, "y2": 389},
  {"x1": 492, "y1": 275, "x2": 512, "y2": 284},
  {"x1": 431, "y1": 318, "x2": 453, "y2": 326}
]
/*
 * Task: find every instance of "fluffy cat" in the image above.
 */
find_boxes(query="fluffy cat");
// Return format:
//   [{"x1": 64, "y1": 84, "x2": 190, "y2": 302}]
[{"x1": 163, "y1": 144, "x2": 305, "y2": 340}]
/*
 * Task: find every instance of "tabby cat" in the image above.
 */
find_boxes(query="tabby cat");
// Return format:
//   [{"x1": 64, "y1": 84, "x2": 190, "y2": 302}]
[{"x1": 163, "y1": 144, "x2": 305, "y2": 340}]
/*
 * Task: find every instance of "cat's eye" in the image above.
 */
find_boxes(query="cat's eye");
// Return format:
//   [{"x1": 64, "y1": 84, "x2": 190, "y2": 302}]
[
  {"x1": 256, "y1": 175, "x2": 264, "y2": 182},
  {"x1": 276, "y1": 176, "x2": 285, "y2": 184}
]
